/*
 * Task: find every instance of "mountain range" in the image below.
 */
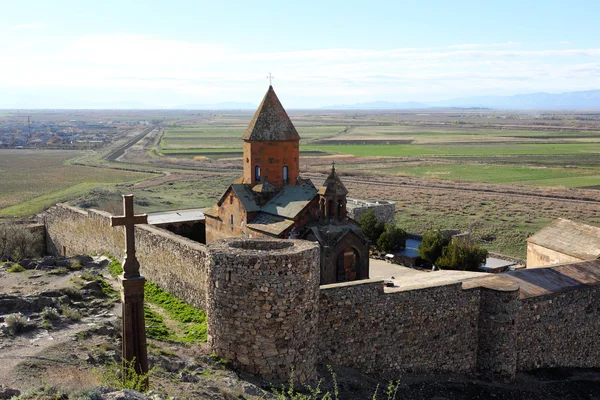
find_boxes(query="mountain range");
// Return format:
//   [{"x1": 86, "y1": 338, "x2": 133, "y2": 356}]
[{"x1": 320, "y1": 90, "x2": 600, "y2": 110}]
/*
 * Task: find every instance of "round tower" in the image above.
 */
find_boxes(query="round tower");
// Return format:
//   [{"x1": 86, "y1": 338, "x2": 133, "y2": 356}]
[{"x1": 206, "y1": 238, "x2": 320, "y2": 382}]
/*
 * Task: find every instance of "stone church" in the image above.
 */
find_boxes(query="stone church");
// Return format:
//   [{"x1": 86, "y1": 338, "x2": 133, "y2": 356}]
[{"x1": 204, "y1": 85, "x2": 369, "y2": 284}]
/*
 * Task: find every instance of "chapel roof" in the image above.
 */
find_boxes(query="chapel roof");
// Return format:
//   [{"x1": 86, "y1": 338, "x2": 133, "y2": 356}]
[
  {"x1": 242, "y1": 86, "x2": 300, "y2": 142},
  {"x1": 261, "y1": 185, "x2": 317, "y2": 219},
  {"x1": 527, "y1": 218, "x2": 600, "y2": 260},
  {"x1": 318, "y1": 164, "x2": 349, "y2": 196}
]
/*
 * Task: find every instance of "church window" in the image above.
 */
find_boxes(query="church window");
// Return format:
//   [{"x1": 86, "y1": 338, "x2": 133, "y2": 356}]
[
  {"x1": 230, "y1": 215, "x2": 234, "y2": 225},
  {"x1": 230, "y1": 195, "x2": 234, "y2": 204},
  {"x1": 283, "y1": 165, "x2": 288, "y2": 183},
  {"x1": 255, "y1": 165, "x2": 261, "y2": 181}
]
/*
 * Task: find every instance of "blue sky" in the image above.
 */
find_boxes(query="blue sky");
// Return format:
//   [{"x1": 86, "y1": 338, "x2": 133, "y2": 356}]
[{"x1": 1, "y1": 0, "x2": 599, "y2": 108}]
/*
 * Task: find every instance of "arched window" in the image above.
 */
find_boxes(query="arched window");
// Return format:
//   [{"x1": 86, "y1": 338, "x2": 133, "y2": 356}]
[
  {"x1": 255, "y1": 165, "x2": 261, "y2": 182},
  {"x1": 283, "y1": 165, "x2": 288, "y2": 183}
]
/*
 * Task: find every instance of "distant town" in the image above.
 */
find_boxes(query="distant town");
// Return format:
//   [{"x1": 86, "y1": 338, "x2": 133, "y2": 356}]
[{"x1": 0, "y1": 117, "x2": 151, "y2": 149}]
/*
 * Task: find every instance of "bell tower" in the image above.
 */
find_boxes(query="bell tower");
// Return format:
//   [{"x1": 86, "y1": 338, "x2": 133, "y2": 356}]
[
  {"x1": 242, "y1": 85, "x2": 300, "y2": 191},
  {"x1": 318, "y1": 163, "x2": 349, "y2": 224}
]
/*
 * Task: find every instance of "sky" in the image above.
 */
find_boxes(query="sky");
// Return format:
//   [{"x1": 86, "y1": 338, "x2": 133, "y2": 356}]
[{"x1": 1, "y1": 0, "x2": 600, "y2": 108}]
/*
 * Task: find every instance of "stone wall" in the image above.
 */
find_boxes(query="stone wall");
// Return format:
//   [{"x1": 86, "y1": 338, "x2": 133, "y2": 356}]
[
  {"x1": 40, "y1": 204, "x2": 210, "y2": 309},
  {"x1": 517, "y1": 286, "x2": 600, "y2": 371},
  {"x1": 206, "y1": 238, "x2": 320, "y2": 382},
  {"x1": 317, "y1": 280, "x2": 480, "y2": 375},
  {"x1": 346, "y1": 199, "x2": 396, "y2": 225}
]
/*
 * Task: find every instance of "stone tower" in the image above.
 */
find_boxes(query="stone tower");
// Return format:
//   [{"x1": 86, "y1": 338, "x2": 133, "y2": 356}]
[
  {"x1": 241, "y1": 86, "x2": 300, "y2": 190},
  {"x1": 206, "y1": 238, "x2": 320, "y2": 382}
]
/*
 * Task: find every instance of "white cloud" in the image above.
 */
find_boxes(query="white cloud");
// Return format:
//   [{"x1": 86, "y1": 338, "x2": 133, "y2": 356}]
[{"x1": 0, "y1": 33, "x2": 599, "y2": 107}]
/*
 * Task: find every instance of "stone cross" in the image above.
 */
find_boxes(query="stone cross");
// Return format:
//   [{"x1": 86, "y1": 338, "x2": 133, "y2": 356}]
[
  {"x1": 111, "y1": 194, "x2": 147, "y2": 279},
  {"x1": 110, "y1": 194, "x2": 149, "y2": 388},
  {"x1": 266, "y1": 72, "x2": 274, "y2": 86}
]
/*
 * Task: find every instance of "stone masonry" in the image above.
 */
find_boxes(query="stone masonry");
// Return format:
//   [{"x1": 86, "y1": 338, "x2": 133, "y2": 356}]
[
  {"x1": 346, "y1": 199, "x2": 396, "y2": 225},
  {"x1": 38, "y1": 203, "x2": 600, "y2": 382},
  {"x1": 206, "y1": 239, "x2": 320, "y2": 382}
]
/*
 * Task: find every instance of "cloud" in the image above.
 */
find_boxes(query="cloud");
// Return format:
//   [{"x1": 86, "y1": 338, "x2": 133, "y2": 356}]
[{"x1": 0, "y1": 33, "x2": 599, "y2": 107}]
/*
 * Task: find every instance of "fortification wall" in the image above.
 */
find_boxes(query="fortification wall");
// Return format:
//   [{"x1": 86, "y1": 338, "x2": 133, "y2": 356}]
[
  {"x1": 517, "y1": 286, "x2": 600, "y2": 371},
  {"x1": 347, "y1": 199, "x2": 396, "y2": 225},
  {"x1": 206, "y1": 238, "x2": 320, "y2": 382},
  {"x1": 40, "y1": 204, "x2": 210, "y2": 309},
  {"x1": 526, "y1": 242, "x2": 583, "y2": 268},
  {"x1": 317, "y1": 280, "x2": 480, "y2": 375}
]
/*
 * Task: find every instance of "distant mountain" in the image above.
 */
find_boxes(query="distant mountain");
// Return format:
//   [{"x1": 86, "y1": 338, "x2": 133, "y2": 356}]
[
  {"x1": 321, "y1": 100, "x2": 428, "y2": 110},
  {"x1": 173, "y1": 102, "x2": 256, "y2": 110},
  {"x1": 320, "y1": 90, "x2": 600, "y2": 110}
]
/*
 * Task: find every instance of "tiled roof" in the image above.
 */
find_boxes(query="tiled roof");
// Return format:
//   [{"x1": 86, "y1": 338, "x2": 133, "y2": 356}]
[
  {"x1": 261, "y1": 185, "x2": 317, "y2": 219},
  {"x1": 242, "y1": 86, "x2": 300, "y2": 142},
  {"x1": 252, "y1": 179, "x2": 277, "y2": 193},
  {"x1": 246, "y1": 212, "x2": 295, "y2": 236},
  {"x1": 229, "y1": 184, "x2": 261, "y2": 212},
  {"x1": 528, "y1": 218, "x2": 600, "y2": 260},
  {"x1": 318, "y1": 165, "x2": 348, "y2": 196}
]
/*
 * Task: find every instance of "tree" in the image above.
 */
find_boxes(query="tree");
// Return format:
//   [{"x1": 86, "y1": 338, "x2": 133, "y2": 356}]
[
  {"x1": 419, "y1": 229, "x2": 449, "y2": 264},
  {"x1": 436, "y1": 238, "x2": 488, "y2": 271},
  {"x1": 376, "y1": 224, "x2": 407, "y2": 253},
  {"x1": 357, "y1": 210, "x2": 384, "y2": 244}
]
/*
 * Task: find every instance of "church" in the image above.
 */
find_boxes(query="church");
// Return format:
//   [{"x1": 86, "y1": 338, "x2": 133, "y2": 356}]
[{"x1": 204, "y1": 85, "x2": 369, "y2": 284}]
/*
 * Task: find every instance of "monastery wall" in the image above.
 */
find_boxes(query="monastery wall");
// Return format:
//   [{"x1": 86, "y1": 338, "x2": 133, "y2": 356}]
[
  {"x1": 317, "y1": 280, "x2": 480, "y2": 376},
  {"x1": 346, "y1": 199, "x2": 396, "y2": 225},
  {"x1": 38, "y1": 204, "x2": 600, "y2": 382},
  {"x1": 516, "y1": 286, "x2": 600, "y2": 371},
  {"x1": 40, "y1": 204, "x2": 210, "y2": 309}
]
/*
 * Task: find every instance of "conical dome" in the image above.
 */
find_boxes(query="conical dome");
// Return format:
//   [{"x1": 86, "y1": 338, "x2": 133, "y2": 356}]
[
  {"x1": 242, "y1": 86, "x2": 300, "y2": 141},
  {"x1": 318, "y1": 164, "x2": 348, "y2": 196}
]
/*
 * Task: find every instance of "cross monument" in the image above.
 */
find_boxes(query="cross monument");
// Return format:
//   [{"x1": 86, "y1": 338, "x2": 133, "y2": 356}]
[{"x1": 111, "y1": 194, "x2": 149, "y2": 387}]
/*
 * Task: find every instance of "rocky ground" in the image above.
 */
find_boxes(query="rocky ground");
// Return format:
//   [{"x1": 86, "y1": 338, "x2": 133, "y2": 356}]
[{"x1": 1, "y1": 255, "x2": 600, "y2": 400}]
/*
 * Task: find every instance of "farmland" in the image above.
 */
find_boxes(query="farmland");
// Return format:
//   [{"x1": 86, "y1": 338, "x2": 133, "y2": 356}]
[{"x1": 0, "y1": 149, "x2": 156, "y2": 217}]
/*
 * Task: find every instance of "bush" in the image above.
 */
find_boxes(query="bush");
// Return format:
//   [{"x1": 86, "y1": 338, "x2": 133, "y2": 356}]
[
  {"x1": 376, "y1": 224, "x2": 407, "y2": 253},
  {"x1": 0, "y1": 224, "x2": 42, "y2": 262},
  {"x1": 42, "y1": 307, "x2": 60, "y2": 321},
  {"x1": 60, "y1": 304, "x2": 82, "y2": 321},
  {"x1": 5, "y1": 312, "x2": 28, "y2": 335},
  {"x1": 419, "y1": 229, "x2": 450, "y2": 264},
  {"x1": 436, "y1": 238, "x2": 489, "y2": 271},
  {"x1": 7, "y1": 264, "x2": 25, "y2": 273},
  {"x1": 100, "y1": 358, "x2": 151, "y2": 391},
  {"x1": 357, "y1": 210, "x2": 385, "y2": 244}
]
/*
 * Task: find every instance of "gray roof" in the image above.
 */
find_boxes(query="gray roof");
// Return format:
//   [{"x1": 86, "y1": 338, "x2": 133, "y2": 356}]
[
  {"x1": 229, "y1": 184, "x2": 261, "y2": 212},
  {"x1": 528, "y1": 218, "x2": 600, "y2": 260},
  {"x1": 246, "y1": 212, "x2": 295, "y2": 236},
  {"x1": 242, "y1": 86, "x2": 300, "y2": 142},
  {"x1": 261, "y1": 185, "x2": 317, "y2": 219}
]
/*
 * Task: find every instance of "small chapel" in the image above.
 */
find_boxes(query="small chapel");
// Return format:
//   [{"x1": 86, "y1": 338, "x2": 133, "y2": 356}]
[{"x1": 204, "y1": 85, "x2": 369, "y2": 284}]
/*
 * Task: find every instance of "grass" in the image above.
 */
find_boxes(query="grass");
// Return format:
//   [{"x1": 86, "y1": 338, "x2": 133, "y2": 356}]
[
  {"x1": 7, "y1": 264, "x2": 25, "y2": 273},
  {"x1": 382, "y1": 163, "x2": 600, "y2": 187},
  {"x1": 106, "y1": 255, "x2": 207, "y2": 343},
  {"x1": 0, "y1": 150, "x2": 156, "y2": 216},
  {"x1": 305, "y1": 142, "x2": 600, "y2": 157}
]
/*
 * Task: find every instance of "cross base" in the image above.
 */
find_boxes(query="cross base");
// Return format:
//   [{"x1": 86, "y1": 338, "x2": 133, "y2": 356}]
[{"x1": 120, "y1": 275, "x2": 149, "y2": 389}]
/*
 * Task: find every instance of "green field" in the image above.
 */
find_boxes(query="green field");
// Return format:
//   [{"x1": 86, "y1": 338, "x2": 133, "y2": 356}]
[
  {"x1": 0, "y1": 150, "x2": 155, "y2": 217},
  {"x1": 381, "y1": 164, "x2": 600, "y2": 187},
  {"x1": 305, "y1": 142, "x2": 600, "y2": 157}
]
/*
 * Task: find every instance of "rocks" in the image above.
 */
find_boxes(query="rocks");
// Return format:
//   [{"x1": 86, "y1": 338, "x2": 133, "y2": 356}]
[
  {"x1": 0, "y1": 385, "x2": 20, "y2": 399},
  {"x1": 102, "y1": 389, "x2": 148, "y2": 400}
]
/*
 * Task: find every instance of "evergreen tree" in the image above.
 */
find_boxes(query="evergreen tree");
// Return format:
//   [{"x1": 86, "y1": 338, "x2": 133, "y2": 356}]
[
  {"x1": 357, "y1": 210, "x2": 385, "y2": 244},
  {"x1": 419, "y1": 229, "x2": 449, "y2": 264},
  {"x1": 436, "y1": 238, "x2": 488, "y2": 271},
  {"x1": 377, "y1": 224, "x2": 407, "y2": 253}
]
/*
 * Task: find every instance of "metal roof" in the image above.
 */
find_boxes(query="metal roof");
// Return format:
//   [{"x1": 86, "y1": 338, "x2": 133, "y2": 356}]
[
  {"x1": 528, "y1": 218, "x2": 600, "y2": 260},
  {"x1": 246, "y1": 212, "x2": 294, "y2": 236},
  {"x1": 242, "y1": 86, "x2": 300, "y2": 142},
  {"x1": 464, "y1": 259, "x2": 600, "y2": 299},
  {"x1": 147, "y1": 209, "x2": 205, "y2": 225},
  {"x1": 261, "y1": 185, "x2": 317, "y2": 219}
]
